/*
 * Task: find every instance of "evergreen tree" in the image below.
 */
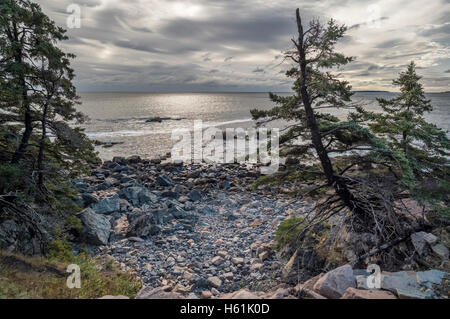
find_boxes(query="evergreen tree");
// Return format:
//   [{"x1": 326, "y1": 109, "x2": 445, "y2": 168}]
[
  {"x1": 0, "y1": 0, "x2": 98, "y2": 199},
  {"x1": 367, "y1": 62, "x2": 450, "y2": 208},
  {"x1": 251, "y1": 9, "x2": 422, "y2": 266},
  {"x1": 252, "y1": 9, "x2": 388, "y2": 216}
]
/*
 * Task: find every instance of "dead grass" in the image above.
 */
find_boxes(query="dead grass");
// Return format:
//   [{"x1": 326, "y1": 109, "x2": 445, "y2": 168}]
[{"x1": 0, "y1": 250, "x2": 141, "y2": 299}]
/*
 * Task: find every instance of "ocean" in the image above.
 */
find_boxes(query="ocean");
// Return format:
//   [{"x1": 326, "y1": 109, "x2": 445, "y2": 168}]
[{"x1": 75, "y1": 92, "x2": 450, "y2": 161}]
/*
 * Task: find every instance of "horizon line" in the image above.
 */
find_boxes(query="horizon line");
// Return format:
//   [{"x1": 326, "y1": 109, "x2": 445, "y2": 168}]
[{"x1": 77, "y1": 90, "x2": 449, "y2": 94}]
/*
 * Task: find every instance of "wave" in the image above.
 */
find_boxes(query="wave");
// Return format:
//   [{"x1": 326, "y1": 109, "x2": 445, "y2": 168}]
[{"x1": 86, "y1": 118, "x2": 254, "y2": 139}]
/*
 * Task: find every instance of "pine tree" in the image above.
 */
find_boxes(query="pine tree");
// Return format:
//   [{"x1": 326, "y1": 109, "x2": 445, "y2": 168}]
[
  {"x1": 368, "y1": 62, "x2": 450, "y2": 208},
  {"x1": 251, "y1": 9, "x2": 387, "y2": 216},
  {"x1": 0, "y1": 0, "x2": 98, "y2": 198},
  {"x1": 251, "y1": 9, "x2": 423, "y2": 267}
]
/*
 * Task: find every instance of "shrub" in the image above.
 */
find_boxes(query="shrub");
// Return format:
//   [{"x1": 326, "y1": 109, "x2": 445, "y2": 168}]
[{"x1": 0, "y1": 164, "x2": 25, "y2": 194}]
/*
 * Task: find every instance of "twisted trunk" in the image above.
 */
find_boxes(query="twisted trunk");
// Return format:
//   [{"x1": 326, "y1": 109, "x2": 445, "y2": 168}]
[{"x1": 295, "y1": 9, "x2": 366, "y2": 216}]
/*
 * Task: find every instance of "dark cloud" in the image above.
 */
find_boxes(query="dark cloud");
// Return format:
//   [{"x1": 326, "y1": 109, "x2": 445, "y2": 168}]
[{"x1": 37, "y1": 0, "x2": 449, "y2": 92}]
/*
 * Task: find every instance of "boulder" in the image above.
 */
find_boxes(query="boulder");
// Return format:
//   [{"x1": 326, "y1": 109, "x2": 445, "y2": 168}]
[
  {"x1": 396, "y1": 288, "x2": 433, "y2": 299},
  {"x1": 126, "y1": 155, "x2": 141, "y2": 164},
  {"x1": 157, "y1": 175, "x2": 173, "y2": 187},
  {"x1": 120, "y1": 186, "x2": 158, "y2": 206},
  {"x1": 90, "y1": 195, "x2": 120, "y2": 214},
  {"x1": 112, "y1": 156, "x2": 127, "y2": 165},
  {"x1": 411, "y1": 231, "x2": 439, "y2": 255},
  {"x1": 380, "y1": 271, "x2": 420, "y2": 295},
  {"x1": 416, "y1": 270, "x2": 448, "y2": 288},
  {"x1": 80, "y1": 193, "x2": 99, "y2": 207},
  {"x1": 313, "y1": 265, "x2": 356, "y2": 299},
  {"x1": 431, "y1": 243, "x2": 449, "y2": 259},
  {"x1": 80, "y1": 208, "x2": 111, "y2": 245},
  {"x1": 127, "y1": 214, "x2": 160, "y2": 238},
  {"x1": 188, "y1": 189, "x2": 202, "y2": 202},
  {"x1": 341, "y1": 288, "x2": 397, "y2": 299}
]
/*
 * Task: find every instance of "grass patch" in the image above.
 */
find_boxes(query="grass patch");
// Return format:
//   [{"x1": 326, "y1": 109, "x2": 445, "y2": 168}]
[
  {"x1": 274, "y1": 217, "x2": 305, "y2": 251},
  {"x1": 0, "y1": 242, "x2": 141, "y2": 299}
]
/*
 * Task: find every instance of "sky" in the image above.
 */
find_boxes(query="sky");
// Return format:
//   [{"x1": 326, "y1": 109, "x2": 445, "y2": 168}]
[{"x1": 39, "y1": 0, "x2": 450, "y2": 92}]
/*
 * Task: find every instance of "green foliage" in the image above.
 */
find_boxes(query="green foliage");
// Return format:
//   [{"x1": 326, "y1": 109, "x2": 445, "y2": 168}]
[
  {"x1": 0, "y1": 163, "x2": 24, "y2": 194},
  {"x1": 274, "y1": 217, "x2": 305, "y2": 250},
  {"x1": 361, "y1": 62, "x2": 450, "y2": 206},
  {"x1": 0, "y1": 0, "x2": 99, "y2": 225}
]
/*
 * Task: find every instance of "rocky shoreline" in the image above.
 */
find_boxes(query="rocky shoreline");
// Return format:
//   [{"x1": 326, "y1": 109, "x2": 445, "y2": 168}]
[{"x1": 72, "y1": 155, "x2": 449, "y2": 299}]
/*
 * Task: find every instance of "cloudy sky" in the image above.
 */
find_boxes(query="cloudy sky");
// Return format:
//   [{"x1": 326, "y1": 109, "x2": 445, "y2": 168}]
[{"x1": 39, "y1": 0, "x2": 450, "y2": 92}]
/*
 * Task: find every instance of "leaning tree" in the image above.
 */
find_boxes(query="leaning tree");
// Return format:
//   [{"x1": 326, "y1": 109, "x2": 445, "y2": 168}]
[{"x1": 252, "y1": 9, "x2": 426, "y2": 270}]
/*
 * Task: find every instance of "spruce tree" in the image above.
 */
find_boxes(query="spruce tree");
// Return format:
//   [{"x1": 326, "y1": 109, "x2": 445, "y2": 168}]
[
  {"x1": 368, "y1": 62, "x2": 450, "y2": 209},
  {"x1": 252, "y1": 9, "x2": 423, "y2": 267},
  {"x1": 0, "y1": 0, "x2": 98, "y2": 198}
]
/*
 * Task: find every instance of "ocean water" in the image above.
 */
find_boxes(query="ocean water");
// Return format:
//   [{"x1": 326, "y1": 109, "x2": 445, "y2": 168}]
[{"x1": 75, "y1": 92, "x2": 450, "y2": 161}]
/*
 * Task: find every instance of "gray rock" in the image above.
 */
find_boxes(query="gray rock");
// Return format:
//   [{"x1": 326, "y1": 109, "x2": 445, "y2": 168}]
[
  {"x1": 184, "y1": 202, "x2": 195, "y2": 211},
  {"x1": 396, "y1": 288, "x2": 433, "y2": 299},
  {"x1": 90, "y1": 195, "x2": 120, "y2": 214},
  {"x1": 126, "y1": 155, "x2": 141, "y2": 164},
  {"x1": 313, "y1": 264, "x2": 356, "y2": 299},
  {"x1": 416, "y1": 270, "x2": 448, "y2": 288},
  {"x1": 380, "y1": 271, "x2": 420, "y2": 295},
  {"x1": 127, "y1": 214, "x2": 160, "y2": 238},
  {"x1": 81, "y1": 193, "x2": 99, "y2": 206},
  {"x1": 201, "y1": 206, "x2": 217, "y2": 216},
  {"x1": 431, "y1": 243, "x2": 449, "y2": 259},
  {"x1": 157, "y1": 175, "x2": 173, "y2": 187},
  {"x1": 411, "y1": 231, "x2": 438, "y2": 255},
  {"x1": 152, "y1": 209, "x2": 174, "y2": 225},
  {"x1": 170, "y1": 206, "x2": 188, "y2": 219},
  {"x1": 207, "y1": 276, "x2": 222, "y2": 288},
  {"x1": 80, "y1": 208, "x2": 111, "y2": 245},
  {"x1": 188, "y1": 190, "x2": 202, "y2": 202},
  {"x1": 113, "y1": 156, "x2": 127, "y2": 165},
  {"x1": 120, "y1": 186, "x2": 158, "y2": 206}
]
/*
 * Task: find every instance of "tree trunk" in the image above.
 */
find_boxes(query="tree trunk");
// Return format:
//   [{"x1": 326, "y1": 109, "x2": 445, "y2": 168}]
[
  {"x1": 37, "y1": 103, "x2": 49, "y2": 187},
  {"x1": 10, "y1": 23, "x2": 32, "y2": 165},
  {"x1": 295, "y1": 9, "x2": 366, "y2": 216}
]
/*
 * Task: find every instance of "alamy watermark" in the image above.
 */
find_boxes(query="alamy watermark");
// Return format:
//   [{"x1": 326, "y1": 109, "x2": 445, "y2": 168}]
[
  {"x1": 171, "y1": 121, "x2": 280, "y2": 175},
  {"x1": 67, "y1": 4, "x2": 81, "y2": 29},
  {"x1": 66, "y1": 264, "x2": 81, "y2": 289}
]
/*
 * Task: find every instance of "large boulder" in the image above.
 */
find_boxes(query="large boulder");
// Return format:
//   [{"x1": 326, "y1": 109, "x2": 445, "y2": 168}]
[
  {"x1": 80, "y1": 208, "x2": 111, "y2": 245},
  {"x1": 127, "y1": 214, "x2": 160, "y2": 238},
  {"x1": 120, "y1": 186, "x2": 158, "y2": 206},
  {"x1": 313, "y1": 265, "x2": 356, "y2": 299},
  {"x1": 380, "y1": 271, "x2": 420, "y2": 294},
  {"x1": 90, "y1": 195, "x2": 120, "y2": 214}
]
